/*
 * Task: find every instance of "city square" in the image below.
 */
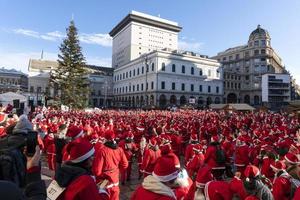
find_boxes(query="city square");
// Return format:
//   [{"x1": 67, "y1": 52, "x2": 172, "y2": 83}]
[{"x1": 0, "y1": 1, "x2": 300, "y2": 200}]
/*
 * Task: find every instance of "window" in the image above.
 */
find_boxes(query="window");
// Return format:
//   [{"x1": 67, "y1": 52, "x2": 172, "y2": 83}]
[
  {"x1": 199, "y1": 85, "x2": 202, "y2": 92},
  {"x1": 146, "y1": 65, "x2": 149, "y2": 72},
  {"x1": 181, "y1": 83, "x2": 185, "y2": 91},
  {"x1": 208, "y1": 69, "x2": 211, "y2": 77},
  {"x1": 129, "y1": 71, "x2": 132, "y2": 77},
  {"x1": 126, "y1": 72, "x2": 128, "y2": 78},
  {"x1": 151, "y1": 81, "x2": 154, "y2": 89},
  {"x1": 182, "y1": 65, "x2": 185, "y2": 73},
  {"x1": 142, "y1": 66, "x2": 144, "y2": 74},
  {"x1": 137, "y1": 68, "x2": 140, "y2": 75},
  {"x1": 208, "y1": 86, "x2": 211, "y2": 93},
  {"x1": 141, "y1": 83, "x2": 144, "y2": 91},
  {"x1": 191, "y1": 67, "x2": 194, "y2": 75},
  {"x1": 172, "y1": 64, "x2": 176, "y2": 72},
  {"x1": 254, "y1": 40, "x2": 259, "y2": 46},
  {"x1": 126, "y1": 86, "x2": 128, "y2": 92},
  {"x1": 229, "y1": 56, "x2": 233, "y2": 60},
  {"x1": 161, "y1": 81, "x2": 165, "y2": 89},
  {"x1": 261, "y1": 40, "x2": 266, "y2": 46},
  {"x1": 122, "y1": 73, "x2": 125, "y2": 79},
  {"x1": 136, "y1": 84, "x2": 139, "y2": 91},
  {"x1": 172, "y1": 82, "x2": 176, "y2": 90},
  {"x1": 129, "y1": 85, "x2": 131, "y2": 92},
  {"x1": 151, "y1": 63, "x2": 155, "y2": 71},
  {"x1": 162, "y1": 63, "x2": 165, "y2": 71},
  {"x1": 133, "y1": 85, "x2": 135, "y2": 92},
  {"x1": 146, "y1": 82, "x2": 148, "y2": 90},
  {"x1": 37, "y1": 87, "x2": 42, "y2": 93},
  {"x1": 223, "y1": 57, "x2": 227, "y2": 61},
  {"x1": 190, "y1": 84, "x2": 194, "y2": 92},
  {"x1": 254, "y1": 50, "x2": 259, "y2": 55},
  {"x1": 199, "y1": 69, "x2": 203, "y2": 76},
  {"x1": 261, "y1": 49, "x2": 266, "y2": 54},
  {"x1": 238, "y1": 83, "x2": 241, "y2": 89},
  {"x1": 216, "y1": 86, "x2": 219, "y2": 93},
  {"x1": 30, "y1": 86, "x2": 34, "y2": 93},
  {"x1": 133, "y1": 69, "x2": 136, "y2": 76},
  {"x1": 245, "y1": 52, "x2": 250, "y2": 57},
  {"x1": 236, "y1": 54, "x2": 240, "y2": 60}
]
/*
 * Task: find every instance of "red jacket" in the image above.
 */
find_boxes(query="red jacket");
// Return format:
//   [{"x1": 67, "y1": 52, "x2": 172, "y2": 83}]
[
  {"x1": 235, "y1": 144, "x2": 249, "y2": 167},
  {"x1": 229, "y1": 177, "x2": 247, "y2": 200},
  {"x1": 272, "y1": 173, "x2": 291, "y2": 200},
  {"x1": 204, "y1": 181, "x2": 233, "y2": 200},
  {"x1": 57, "y1": 175, "x2": 108, "y2": 200},
  {"x1": 92, "y1": 144, "x2": 128, "y2": 184},
  {"x1": 204, "y1": 144, "x2": 225, "y2": 169},
  {"x1": 186, "y1": 153, "x2": 204, "y2": 178},
  {"x1": 131, "y1": 186, "x2": 175, "y2": 200},
  {"x1": 141, "y1": 148, "x2": 161, "y2": 175}
]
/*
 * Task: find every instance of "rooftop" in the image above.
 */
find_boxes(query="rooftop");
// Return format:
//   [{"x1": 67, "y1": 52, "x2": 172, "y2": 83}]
[
  {"x1": 0, "y1": 67, "x2": 27, "y2": 76},
  {"x1": 109, "y1": 10, "x2": 182, "y2": 37}
]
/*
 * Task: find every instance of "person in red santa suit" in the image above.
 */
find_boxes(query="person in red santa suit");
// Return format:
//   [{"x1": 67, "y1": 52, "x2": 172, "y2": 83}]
[
  {"x1": 92, "y1": 129, "x2": 128, "y2": 200},
  {"x1": 141, "y1": 137, "x2": 161, "y2": 178},
  {"x1": 229, "y1": 171, "x2": 248, "y2": 200},
  {"x1": 184, "y1": 133, "x2": 200, "y2": 165},
  {"x1": 186, "y1": 144, "x2": 204, "y2": 179},
  {"x1": 119, "y1": 131, "x2": 138, "y2": 184},
  {"x1": 234, "y1": 136, "x2": 250, "y2": 176},
  {"x1": 243, "y1": 165, "x2": 273, "y2": 200},
  {"x1": 204, "y1": 178, "x2": 233, "y2": 200},
  {"x1": 43, "y1": 129, "x2": 56, "y2": 170},
  {"x1": 285, "y1": 152, "x2": 300, "y2": 180},
  {"x1": 184, "y1": 165, "x2": 213, "y2": 200},
  {"x1": 271, "y1": 160, "x2": 291, "y2": 200},
  {"x1": 137, "y1": 136, "x2": 147, "y2": 179},
  {"x1": 131, "y1": 151, "x2": 190, "y2": 200},
  {"x1": 204, "y1": 135, "x2": 226, "y2": 179},
  {"x1": 55, "y1": 138, "x2": 109, "y2": 200}
]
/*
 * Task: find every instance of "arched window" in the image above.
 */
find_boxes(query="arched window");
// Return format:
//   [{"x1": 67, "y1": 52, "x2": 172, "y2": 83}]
[
  {"x1": 199, "y1": 69, "x2": 203, "y2": 76},
  {"x1": 161, "y1": 63, "x2": 165, "y2": 71},
  {"x1": 191, "y1": 67, "x2": 194, "y2": 75},
  {"x1": 182, "y1": 65, "x2": 185, "y2": 74},
  {"x1": 151, "y1": 63, "x2": 155, "y2": 71}
]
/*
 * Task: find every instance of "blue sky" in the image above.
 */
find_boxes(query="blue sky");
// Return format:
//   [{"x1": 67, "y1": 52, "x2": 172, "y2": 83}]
[{"x1": 0, "y1": 0, "x2": 299, "y2": 83}]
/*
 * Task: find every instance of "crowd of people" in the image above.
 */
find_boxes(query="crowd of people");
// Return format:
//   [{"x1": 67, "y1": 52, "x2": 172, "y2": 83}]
[{"x1": 0, "y1": 105, "x2": 300, "y2": 200}]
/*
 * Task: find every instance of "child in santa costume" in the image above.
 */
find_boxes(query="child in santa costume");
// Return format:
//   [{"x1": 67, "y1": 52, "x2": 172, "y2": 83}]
[
  {"x1": 141, "y1": 137, "x2": 161, "y2": 178},
  {"x1": 243, "y1": 165, "x2": 273, "y2": 200},
  {"x1": 55, "y1": 138, "x2": 109, "y2": 200},
  {"x1": 92, "y1": 129, "x2": 128, "y2": 200},
  {"x1": 119, "y1": 131, "x2": 138, "y2": 184}
]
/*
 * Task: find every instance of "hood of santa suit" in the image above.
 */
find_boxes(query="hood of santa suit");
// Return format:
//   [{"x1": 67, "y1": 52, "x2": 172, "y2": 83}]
[
  {"x1": 55, "y1": 163, "x2": 89, "y2": 187},
  {"x1": 142, "y1": 175, "x2": 176, "y2": 199}
]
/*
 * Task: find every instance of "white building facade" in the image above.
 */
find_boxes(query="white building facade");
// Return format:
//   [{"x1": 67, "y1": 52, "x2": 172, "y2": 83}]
[{"x1": 110, "y1": 11, "x2": 223, "y2": 108}]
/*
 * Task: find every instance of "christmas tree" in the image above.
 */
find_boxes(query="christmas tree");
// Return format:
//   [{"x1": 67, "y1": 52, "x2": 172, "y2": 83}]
[{"x1": 50, "y1": 20, "x2": 89, "y2": 108}]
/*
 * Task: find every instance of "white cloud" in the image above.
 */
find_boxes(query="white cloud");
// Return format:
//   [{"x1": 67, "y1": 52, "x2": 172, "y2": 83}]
[
  {"x1": 13, "y1": 29, "x2": 40, "y2": 38},
  {"x1": 178, "y1": 40, "x2": 204, "y2": 52},
  {"x1": 10, "y1": 28, "x2": 112, "y2": 47},
  {"x1": 79, "y1": 33, "x2": 112, "y2": 47}
]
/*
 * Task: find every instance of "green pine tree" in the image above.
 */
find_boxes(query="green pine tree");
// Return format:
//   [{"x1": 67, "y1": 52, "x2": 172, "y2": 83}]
[{"x1": 50, "y1": 20, "x2": 90, "y2": 109}]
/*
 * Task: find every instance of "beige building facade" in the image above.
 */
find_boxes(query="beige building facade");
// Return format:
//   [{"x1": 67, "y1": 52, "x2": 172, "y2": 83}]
[{"x1": 212, "y1": 25, "x2": 287, "y2": 106}]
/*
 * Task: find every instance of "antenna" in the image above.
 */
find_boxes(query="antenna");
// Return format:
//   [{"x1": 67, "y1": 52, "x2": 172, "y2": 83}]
[{"x1": 41, "y1": 50, "x2": 44, "y2": 60}]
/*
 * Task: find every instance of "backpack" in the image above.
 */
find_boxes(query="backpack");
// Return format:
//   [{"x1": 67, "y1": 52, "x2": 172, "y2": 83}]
[
  {"x1": 0, "y1": 147, "x2": 26, "y2": 187},
  {"x1": 290, "y1": 177, "x2": 300, "y2": 198},
  {"x1": 215, "y1": 145, "x2": 226, "y2": 165}
]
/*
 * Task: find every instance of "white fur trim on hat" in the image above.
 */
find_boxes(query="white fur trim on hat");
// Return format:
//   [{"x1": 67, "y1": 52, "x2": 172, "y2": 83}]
[
  {"x1": 74, "y1": 130, "x2": 84, "y2": 139},
  {"x1": 195, "y1": 181, "x2": 206, "y2": 188},
  {"x1": 285, "y1": 155, "x2": 299, "y2": 165},
  {"x1": 70, "y1": 147, "x2": 95, "y2": 163},
  {"x1": 152, "y1": 170, "x2": 179, "y2": 182}
]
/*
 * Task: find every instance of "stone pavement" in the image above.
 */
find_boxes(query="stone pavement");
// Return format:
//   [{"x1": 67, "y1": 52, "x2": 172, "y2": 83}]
[{"x1": 42, "y1": 161, "x2": 142, "y2": 200}]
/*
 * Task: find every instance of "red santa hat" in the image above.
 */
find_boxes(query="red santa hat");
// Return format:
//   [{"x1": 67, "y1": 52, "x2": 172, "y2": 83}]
[
  {"x1": 270, "y1": 160, "x2": 286, "y2": 171},
  {"x1": 244, "y1": 165, "x2": 260, "y2": 179},
  {"x1": 285, "y1": 153, "x2": 299, "y2": 165},
  {"x1": 65, "y1": 138, "x2": 95, "y2": 163},
  {"x1": 190, "y1": 134, "x2": 198, "y2": 142},
  {"x1": 152, "y1": 153, "x2": 180, "y2": 182},
  {"x1": 211, "y1": 135, "x2": 219, "y2": 143},
  {"x1": 149, "y1": 138, "x2": 157, "y2": 147},
  {"x1": 104, "y1": 129, "x2": 115, "y2": 141},
  {"x1": 125, "y1": 132, "x2": 134, "y2": 139},
  {"x1": 66, "y1": 125, "x2": 84, "y2": 139},
  {"x1": 195, "y1": 166, "x2": 213, "y2": 188}
]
